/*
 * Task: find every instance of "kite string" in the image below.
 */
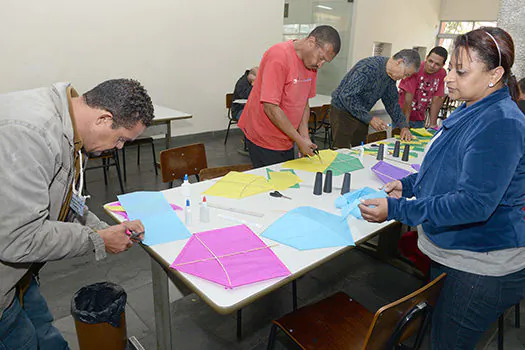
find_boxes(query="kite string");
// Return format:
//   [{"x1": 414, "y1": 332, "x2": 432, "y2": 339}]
[
  {"x1": 193, "y1": 233, "x2": 233, "y2": 288},
  {"x1": 171, "y1": 244, "x2": 279, "y2": 267}
]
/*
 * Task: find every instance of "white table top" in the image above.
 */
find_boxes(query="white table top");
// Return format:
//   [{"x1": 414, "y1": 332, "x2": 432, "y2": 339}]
[
  {"x1": 105, "y1": 142, "x2": 421, "y2": 314},
  {"x1": 152, "y1": 104, "x2": 192, "y2": 122},
  {"x1": 232, "y1": 94, "x2": 331, "y2": 109}
]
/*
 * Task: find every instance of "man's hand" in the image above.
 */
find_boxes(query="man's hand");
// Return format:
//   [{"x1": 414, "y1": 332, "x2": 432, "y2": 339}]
[
  {"x1": 358, "y1": 198, "x2": 389, "y2": 223},
  {"x1": 383, "y1": 180, "x2": 403, "y2": 199},
  {"x1": 296, "y1": 136, "x2": 317, "y2": 157},
  {"x1": 400, "y1": 127, "x2": 413, "y2": 141},
  {"x1": 369, "y1": 117, "x2": 387, "y2": 131},
  {"x1": 122, "y1": 220, "x2": 145, "y2": 242},
  {"x1": 97, "y1": 220, "x2": 144, "y2": 254}
]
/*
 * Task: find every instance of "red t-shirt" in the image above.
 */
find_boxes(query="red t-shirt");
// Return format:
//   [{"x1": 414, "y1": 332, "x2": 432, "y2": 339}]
[
  {"x1": 238, "y1": 41, "x2": 317, "y2": 150},
  {"x1": 398, "y1": 63, "x2": 446, "y2": 121}
]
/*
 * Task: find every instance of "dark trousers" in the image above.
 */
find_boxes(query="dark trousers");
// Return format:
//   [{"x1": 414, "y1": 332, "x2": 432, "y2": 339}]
[
  {"x1": 245, "y1": 138, "x2": 294, "y2": 168},
  {"x1": 430, "y1": 262, "x2": 525, "y2": 349},
  {"x1": 329, "y1": 105, "x2": 368, "y2": 148}
]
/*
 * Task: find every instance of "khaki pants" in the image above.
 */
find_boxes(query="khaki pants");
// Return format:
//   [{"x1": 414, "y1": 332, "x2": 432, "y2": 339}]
[{"x1": 329, "y1": 105, "x2": 368, "y2": 148}]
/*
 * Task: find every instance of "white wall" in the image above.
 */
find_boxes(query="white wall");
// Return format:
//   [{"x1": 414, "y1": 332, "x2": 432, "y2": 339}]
[
  {"x1": 440, "y1": 0, "x2": 499, "y2": 20},
  {"x1": 349, "y1": 0, "x2": 441, "y2": 111},
  {"x1": 0, "y1": 0, "x2": 284, "y2": 137}
]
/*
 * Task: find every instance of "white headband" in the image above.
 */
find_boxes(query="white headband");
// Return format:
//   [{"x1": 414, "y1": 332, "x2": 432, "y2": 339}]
[{"x1": 484, "y1": 31, "x2": 502, "y2": 67}]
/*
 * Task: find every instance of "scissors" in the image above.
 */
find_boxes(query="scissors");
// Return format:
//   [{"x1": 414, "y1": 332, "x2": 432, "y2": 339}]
[
  {"x1": 313, "y1": 149, "x2": 323, "y2": 164},
  {"x1": 269, "y1": 191, "x2": 292, "y2": 200},
  {"x1": 126, "y1": 229, "x2": 144, "y2": 242}
]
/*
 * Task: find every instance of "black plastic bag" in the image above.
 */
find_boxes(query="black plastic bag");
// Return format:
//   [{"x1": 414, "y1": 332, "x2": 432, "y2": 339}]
[{"x1": 71, "y1": 282, "x2": 127, "y2": 328}]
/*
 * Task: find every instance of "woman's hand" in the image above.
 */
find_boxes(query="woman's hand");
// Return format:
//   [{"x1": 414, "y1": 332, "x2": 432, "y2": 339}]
[
  {"x1": 358, "y1": 198, "x2": 389, "y2": 223},
  {"x1": 383, "y1": 180, "x2": 403, "y2": 199}
]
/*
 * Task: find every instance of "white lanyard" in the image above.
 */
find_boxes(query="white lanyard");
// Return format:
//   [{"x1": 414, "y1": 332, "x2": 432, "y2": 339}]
[{"x1": 71, "y1": 150, "x2": 90, "y2": 199}]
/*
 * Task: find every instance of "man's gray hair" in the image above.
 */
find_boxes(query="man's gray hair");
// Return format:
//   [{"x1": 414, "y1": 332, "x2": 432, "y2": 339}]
[{"x1": 393, "y1": 49, "x2": 421, "y2": 69}]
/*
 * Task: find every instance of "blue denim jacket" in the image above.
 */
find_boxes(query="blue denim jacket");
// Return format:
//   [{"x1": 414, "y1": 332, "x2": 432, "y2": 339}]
[{"x1": 388, "y1": 87, "x2": 525, "y2": 252}]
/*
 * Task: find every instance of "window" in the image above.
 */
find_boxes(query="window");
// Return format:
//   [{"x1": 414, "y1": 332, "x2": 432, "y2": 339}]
[{"x1": 436, "y1": 21, "x2": 497, "y2": 62}]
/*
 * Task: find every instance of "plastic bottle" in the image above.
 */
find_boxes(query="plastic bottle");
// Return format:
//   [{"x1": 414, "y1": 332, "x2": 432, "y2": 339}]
[
  {"x1": 359, "y1": 141, "x2": 365, "y2": 163},
  {"x1": 184, "y1": 199, "x2": 192, "y2": 225},
  {"x1": 200, "y1": 196, "x2": 210, "y2": 223},
  {"x1": 386, "y1": 123, "x2": 392, "y2": 138},
  {"x1": 181, "y1": 174, "x2": 191, "y2": 198}
]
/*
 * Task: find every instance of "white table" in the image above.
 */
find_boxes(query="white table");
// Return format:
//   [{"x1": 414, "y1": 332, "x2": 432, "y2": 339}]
[
  {"x1": 105, "y1": 144, "x2": 421, "y2": 349},
  {"x1": 152, "y1": 104, "x2": 192, "y2": 149}
]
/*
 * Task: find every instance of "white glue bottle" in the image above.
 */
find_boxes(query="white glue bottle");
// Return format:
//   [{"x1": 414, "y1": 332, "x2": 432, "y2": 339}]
[
  {"x1": 181, "y1": 174, "x2": 191, "y2": 198},
  {"x1": 359, "y1": 141, "x2": 365, "y2": 163},
  {"x1": 184, "y1": 199, "x2": 192, "y2": 225},
  {"x1": 200, "y1": 196, "x2": 210, "y2": 223}
]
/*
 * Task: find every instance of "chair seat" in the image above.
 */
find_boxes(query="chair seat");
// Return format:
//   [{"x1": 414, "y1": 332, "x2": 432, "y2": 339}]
[{"x1": 273, "y1": 292, "x2": 374, "y2": 350}]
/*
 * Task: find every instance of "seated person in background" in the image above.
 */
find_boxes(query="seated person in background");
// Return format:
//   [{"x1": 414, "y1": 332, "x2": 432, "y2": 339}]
[
  {"x1": 231, "y1": 67, "x2": 258, "y2": 120},
  {"x1": 518, "y1": 77, "x2": 525, "y2": 114},
  {"x1": 398, "y1": 46, "x2": 448, "y2": 129},
  {"x1": 330, "y1": 49, "x2": 420, "y2": 148}
]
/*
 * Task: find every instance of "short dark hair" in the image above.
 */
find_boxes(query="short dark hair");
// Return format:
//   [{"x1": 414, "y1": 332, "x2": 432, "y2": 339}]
[
  {"x1": 308, "y1": 25, "x2": 341, "y2": 55},
  {"x1": 393, "y1": 49, "x2": 421, "y2": 69},
  {"x1": 518, "y1": 77, "x2": 525, "y2": 94},
  {"x1": 429, "y1": 46, "x2": 448, "y2": 63},
  {"x1": 83, "y1": 79, "x2": 154, "y2": 129}
]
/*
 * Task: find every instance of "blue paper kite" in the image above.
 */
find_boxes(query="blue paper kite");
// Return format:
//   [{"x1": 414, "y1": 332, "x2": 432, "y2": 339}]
[
  {"x1": 335, "y1": 187, "x2": 387, "y2": 220},
  {"x1": 118, "y1": 191, "x2": 191, "y2": 246},
  {"x1": 261, "y1": 206, "x2": 354, "y2": 250}
]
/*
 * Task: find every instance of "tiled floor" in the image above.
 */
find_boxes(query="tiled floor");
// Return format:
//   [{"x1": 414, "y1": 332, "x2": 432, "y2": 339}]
[{"x1": 39, "y1": 129, "x2": 523, "y2": 349}]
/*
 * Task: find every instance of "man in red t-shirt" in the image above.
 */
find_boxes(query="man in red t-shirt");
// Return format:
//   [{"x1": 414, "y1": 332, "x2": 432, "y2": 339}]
[
  {"x1": 238, "y1": 25, "x2": 340, "y2": 167},
  {"x1": 398, "y1": 46, "x2": 448, "y2": 129}
]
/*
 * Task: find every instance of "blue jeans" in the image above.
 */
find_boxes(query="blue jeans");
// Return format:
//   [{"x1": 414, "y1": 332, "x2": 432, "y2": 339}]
[
  {"x1": 409, "y1": 120, "x2": 425, "y2": 128},
  {"x1": 430, "y1": 262, "x2": 525, "y2": 349},
  {"x1": 0, "y1": 277, "x2": 69, "y2": 350}
]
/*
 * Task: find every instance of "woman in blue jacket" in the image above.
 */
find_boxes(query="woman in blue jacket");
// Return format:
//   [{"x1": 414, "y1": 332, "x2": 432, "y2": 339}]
[{"x1": 359, "y1": 27, "x2": 525, "y2": 349}]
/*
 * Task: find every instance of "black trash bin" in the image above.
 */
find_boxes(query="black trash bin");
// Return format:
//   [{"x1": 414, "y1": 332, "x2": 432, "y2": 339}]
[{"x1": 71, "y1": 282, "x2": 127, "y2": 350}]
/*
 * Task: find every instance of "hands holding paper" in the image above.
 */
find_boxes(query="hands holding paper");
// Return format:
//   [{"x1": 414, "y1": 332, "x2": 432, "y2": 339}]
[
  {"x1": 97, "y1": 220, "x2": 144, "y2": 254},
  {"x1": 359, "y1": 180, "x2": 403, "y2": 223}
]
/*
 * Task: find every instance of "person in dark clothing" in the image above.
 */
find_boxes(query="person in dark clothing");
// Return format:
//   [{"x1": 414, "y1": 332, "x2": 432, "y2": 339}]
[
  {"x1": 232, "y1": 67, "x2": 258, "y2": 120},
  {"x1": 330, "y1": 49, "x2": 421, "y2": 148},
  {"x1": 518, "y1": 77, "x2": 525, "y2": 114}
]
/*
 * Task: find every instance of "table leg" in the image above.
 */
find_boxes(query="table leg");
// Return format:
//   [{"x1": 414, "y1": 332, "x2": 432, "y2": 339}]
[
  {"x1": 151, "y1": 259, "x2": 173, "y2": 350},
  {"x1": 237, "y1": 309, "x2": 242, "y2": 340},
  {"x1": 166, "y1": 121, "x2": 171, "y2": 149},
  {"x1": 292, "y1": 280, "x2": 297, "y2": 310}
]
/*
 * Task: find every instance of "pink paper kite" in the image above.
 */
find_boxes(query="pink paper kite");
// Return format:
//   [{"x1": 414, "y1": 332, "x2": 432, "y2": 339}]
[
  {"x1": 107, "y1": 201, "x2": 182, "y2": 221},
  {"x1": 170, "y1": 225, "x2": 291, "y2": 289}
]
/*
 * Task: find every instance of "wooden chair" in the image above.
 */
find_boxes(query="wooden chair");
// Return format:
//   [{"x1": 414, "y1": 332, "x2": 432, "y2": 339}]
[
  {"x1": 198, "y1": 164, "x2": 253, "y2": 181},
  {"x1": 267, "y1": 273, "x2": 446, "y2": 350},
  {"x1": 309, "y1": 104, "x2": 332, "y2": 148},
  {"x1": 121, "y1": 137, "x2": 158, "y2": 181},
  {"x1": 224, "y1": 93, "x2": 236, "y2": 144},
  {"x1": 366, "y1": 130, "x2": 387, "y2": 143},
  {"x1": 85, "y1": 149, "x2": 124, "y2": 193},
  {"x1": 159, "y1": 143, "x2": 208, "y2": 187}
]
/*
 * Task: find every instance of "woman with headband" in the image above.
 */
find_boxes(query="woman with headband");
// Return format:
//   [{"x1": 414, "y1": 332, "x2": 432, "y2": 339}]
[{"x1": 359, "y1": 27, "x2": 525, "y2": 349}]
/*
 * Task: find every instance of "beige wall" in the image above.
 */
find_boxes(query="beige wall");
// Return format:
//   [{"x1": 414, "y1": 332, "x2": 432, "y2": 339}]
[
  {"x1": 440, "y1": 0, "x2": 499, "y2": 20},
  {"x1": 349, "y1": 0, "x2": 441, "y2": 111},
  {"x1": 0, "y1": 0, "x2": 284, "y2": 137}
]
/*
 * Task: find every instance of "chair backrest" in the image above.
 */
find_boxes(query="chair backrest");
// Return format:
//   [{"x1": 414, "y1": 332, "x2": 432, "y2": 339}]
[
  {"x1": 366, "y1": 131, "x2": 387, "y2": 143},
  {"x1": 392, "y1": 127, "x2": 401, "y2": 136},
  {"x1": 159, "y1": 143, "x2": 208, "y2": 183},
  {"x1": 319, "y1": 104, "x2": 331, "y2": 125},
  {"x1": 226, "y1": 93, "x2": 233, "y2": 109},
  {"x1": 198, "y1": 164, "x2": 253, "y2": 181},
  {"x1": 363, "y1": 273, "x2": 446, "y2": 349}
]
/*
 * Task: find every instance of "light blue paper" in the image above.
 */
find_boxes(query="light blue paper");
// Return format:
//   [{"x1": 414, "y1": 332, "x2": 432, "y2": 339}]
[
  {"x1": 118, "y1": 191, "x2": 191, "y2": 246},
  {"x1": 261, "y1": 206, "x2": 354, "y2": 250},
  {"x1": 335, "y1": 187, "x2": 387, "y2": 220}
]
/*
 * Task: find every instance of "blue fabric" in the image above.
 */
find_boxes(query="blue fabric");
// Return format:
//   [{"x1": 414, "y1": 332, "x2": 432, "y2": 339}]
[
  {"x1": 409, "y1": 120, "x2": 425, "y2": 128},
  {"x1": 331, "y1": 56, "x2": 408, "y2": 128},
  {"x1": 335, "y1": 187, "x2": 387, "y2": 220},
  {"x1": 429, "y1": 262, "x2": 525, "y2": 349},
  {"x1": 0, "y1": 278, "x2": 69, "y2": 350},
  {"x1": 388, "y1": 87, "x2": 525, "y2": 252}
]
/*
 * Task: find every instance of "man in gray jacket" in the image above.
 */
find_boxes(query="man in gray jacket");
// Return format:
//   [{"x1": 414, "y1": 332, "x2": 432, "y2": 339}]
[{"x1": 0, "y1": 79, "x2": 154, "y2": 349}]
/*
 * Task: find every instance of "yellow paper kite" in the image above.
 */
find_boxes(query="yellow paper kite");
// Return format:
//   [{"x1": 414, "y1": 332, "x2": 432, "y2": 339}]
[
  {"x1": 203, "y1": 171, "x2": 274, "y2": 199},
  {"x1": 281, "y1": 149, "x2": 337, "y2": 172},
  {"x1": 267, "y1": 171, "x2": 302, "y2": 190},
  {"x1": 410, "y1": 128, "x2": 433, "y2": 137}
]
